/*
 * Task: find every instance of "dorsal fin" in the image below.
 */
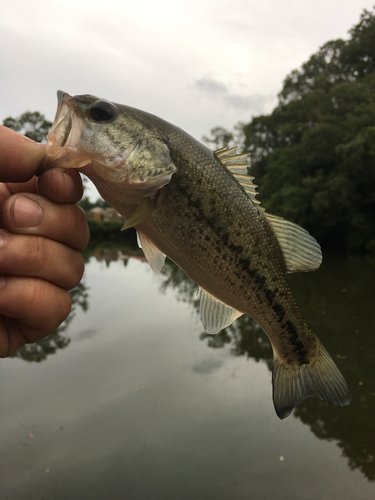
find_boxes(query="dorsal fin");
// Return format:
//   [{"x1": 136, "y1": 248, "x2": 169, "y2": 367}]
[
  {"x1": 215, "y1": 147, "x2": 322, "y2": 274},
  {"x1": 214, "y1": 147, "x2": 261, "y2": 205}
]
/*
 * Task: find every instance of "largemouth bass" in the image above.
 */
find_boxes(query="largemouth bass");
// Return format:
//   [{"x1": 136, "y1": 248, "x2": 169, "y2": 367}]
[{"x1": 42, "y1": 91, "x2": 351, "y2": 419}]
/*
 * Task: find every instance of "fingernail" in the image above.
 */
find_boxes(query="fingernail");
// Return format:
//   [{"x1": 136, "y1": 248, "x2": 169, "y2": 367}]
[
  {"x1": 13, "y1": 196, "x2": 44, "y2": 228},
  {"x1": 0, "y1": 233, "x2": 5, "y2": 251}
]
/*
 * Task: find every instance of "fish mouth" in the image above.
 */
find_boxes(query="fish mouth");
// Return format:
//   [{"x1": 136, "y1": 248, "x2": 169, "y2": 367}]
[
  {"x1": 39, "y1": 91, "x2": 89, "y2": 174},
  {"x1": 52, "y1": 91, "x2": 74, "y2": 147}
]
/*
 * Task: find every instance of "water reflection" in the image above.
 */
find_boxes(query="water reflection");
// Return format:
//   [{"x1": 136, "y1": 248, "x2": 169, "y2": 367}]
[
  {"x1": 12, "y1": 234, "x2": 375, "y2": 481},
  {"x1": 286, "y1": 253, "x2": 375, "y2": 482},
  {"x1": 157, "y1": 248, "x2": 375, "y2": 482},
  {"x1": 11, "y1": 232, "x2": 140, "y2": 362}
]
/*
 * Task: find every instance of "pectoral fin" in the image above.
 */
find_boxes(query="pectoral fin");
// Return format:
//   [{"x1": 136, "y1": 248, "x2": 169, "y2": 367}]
[
  {"x1": 121, "y1": 198, "x2": 153, "y2": 230},
  {"x1": 199, "y1": 288, "x2": 243, "y2": 333}
]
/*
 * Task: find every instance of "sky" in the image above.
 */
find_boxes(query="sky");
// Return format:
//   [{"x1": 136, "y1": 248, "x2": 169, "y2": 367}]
[{"x1": 1, "y1": 0, "x2": 373, "y2": 199}]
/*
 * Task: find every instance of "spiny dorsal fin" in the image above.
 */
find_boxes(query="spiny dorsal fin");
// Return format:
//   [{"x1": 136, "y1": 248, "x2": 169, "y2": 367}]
[
  {"x1": 199, "y1": 287, "x2": 243, "y2": 333},
  {"x1": 137, "y1": 231, "x2": 166, "y2": 274},
  {"x1": 264, "y1": 213, "x2": 322, "y2": 273},
  {"x1": 214, "y1": 147, "x2": 261, "y2": 205}
]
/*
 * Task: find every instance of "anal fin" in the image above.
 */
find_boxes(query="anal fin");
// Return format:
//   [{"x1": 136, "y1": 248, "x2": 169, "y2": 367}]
[{"x1": 199, "y1": 288, "x2": 243, "y2": 334}]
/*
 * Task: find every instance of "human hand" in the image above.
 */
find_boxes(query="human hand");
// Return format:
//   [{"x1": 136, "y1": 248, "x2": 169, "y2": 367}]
[{"x1": 0, "y1": 126, "x2": 90, "y2": 357}]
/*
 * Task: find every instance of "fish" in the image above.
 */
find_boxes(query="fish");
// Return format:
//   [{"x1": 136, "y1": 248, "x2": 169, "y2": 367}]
[{"x1": 42, "y1": 91, "x2": 351, "y2": 419}]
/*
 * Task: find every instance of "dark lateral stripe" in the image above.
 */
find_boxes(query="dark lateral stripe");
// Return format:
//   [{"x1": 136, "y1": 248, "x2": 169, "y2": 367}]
[
  {"x1": 272, "y1": 302, "x2": 286, "y2": 322},
  {"x1": 284, "y1": 320, "x2": 309, "y2": 365}
]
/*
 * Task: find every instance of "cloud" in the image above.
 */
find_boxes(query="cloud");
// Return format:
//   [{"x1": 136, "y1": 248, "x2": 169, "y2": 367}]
[
  {"x1": 195, "y1": 77, "x2": 274, "y2": 114},
  {"x1": 191, "y1": 357, "x2": 224, "y2": 375},
  {"x1": 224, "y1": 93, "x2": 275, "y2": 113},
  {"x1": 195, "y1": 77, "x2": 228, "y2": 95}
]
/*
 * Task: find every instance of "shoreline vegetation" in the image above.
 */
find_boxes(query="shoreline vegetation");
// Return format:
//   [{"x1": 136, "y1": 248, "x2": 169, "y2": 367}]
[{"x1": 78, "y1": 197, "x2": 137, "y2": 246}]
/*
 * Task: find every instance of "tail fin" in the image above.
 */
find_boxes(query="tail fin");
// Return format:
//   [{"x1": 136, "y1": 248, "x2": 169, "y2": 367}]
[{"x1": 272, "y1": 344, "x2": 351, "y2": 419}]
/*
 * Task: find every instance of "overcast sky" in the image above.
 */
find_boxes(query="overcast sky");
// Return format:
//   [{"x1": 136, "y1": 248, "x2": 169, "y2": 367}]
[{"x1": 1, "y1": 0, "x2": 372, "y2": 198}]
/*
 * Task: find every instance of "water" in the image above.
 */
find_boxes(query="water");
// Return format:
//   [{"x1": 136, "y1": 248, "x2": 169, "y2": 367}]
[{"x1": 1, "y1": 239, "x2": 375, "y2": 499}]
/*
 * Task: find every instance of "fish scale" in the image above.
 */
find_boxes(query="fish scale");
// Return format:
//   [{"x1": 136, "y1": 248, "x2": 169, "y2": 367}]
[{"x1": 42, "y1": 91, "x2": 351, "y2": 419}]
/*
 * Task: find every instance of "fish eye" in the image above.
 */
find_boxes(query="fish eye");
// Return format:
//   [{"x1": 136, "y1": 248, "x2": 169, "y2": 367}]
[{"x1": 88, "y1": 100, "x2": 118, "y2": 123}]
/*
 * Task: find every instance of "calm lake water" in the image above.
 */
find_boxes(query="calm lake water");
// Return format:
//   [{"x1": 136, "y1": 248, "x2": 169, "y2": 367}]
[{"x1": 1, "y1": 235, "x2": 375, "y2": 500}]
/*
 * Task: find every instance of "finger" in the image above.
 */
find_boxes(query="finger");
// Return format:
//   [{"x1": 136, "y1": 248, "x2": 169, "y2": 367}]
[
  {"x1": 0, "y1": 230, "x2": 84, "y2": 290},
  {"x1": 2, "y1": 193, "x2": 90, "y2": 252},
  {"x1": 37, "y1": 168, "x2": 84, "y2": 204},
  {"x1": 4, "y1": 168, "x2": 83, "y2": 202},
  {"x1": 2, "y1": 178, "x2": 38, "y2": 196},
  {"x1": 0, "y1": 126, "x2": 45, "y2": 182},
  {"x1": 0, "y1": 179, "x2": 38, "y2": 222},
  {"x1": 0, "y1": 276, "x2": 72, "y2": 357}
]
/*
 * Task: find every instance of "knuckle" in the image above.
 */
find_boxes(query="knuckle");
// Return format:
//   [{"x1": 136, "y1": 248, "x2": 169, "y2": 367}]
[
  {"x1": 63, "y1": 205, "x2": 90, "y2": 251},
  {"x1": 63, "y1": 204, "x2": 79, "y2": 232},
  {"x1": 69, "y1": 253, "x2": 85, "y2": 289},
  {"x1": 26, "y1": 236, "x2": 52, "y2": 273},
  {"x1": 28, "y1": 280, "x2": 72, "y2": 328}
]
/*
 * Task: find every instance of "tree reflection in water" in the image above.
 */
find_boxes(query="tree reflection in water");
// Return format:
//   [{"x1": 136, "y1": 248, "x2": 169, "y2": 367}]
[
  {"x1": 159, "y1": 251, "x2": 375, "y2": 483},
  {"x1": 11, "y1": 235, "x2": 375, "y2": 482}
]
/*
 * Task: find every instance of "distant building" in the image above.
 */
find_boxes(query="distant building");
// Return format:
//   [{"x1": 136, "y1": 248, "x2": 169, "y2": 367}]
[
  {"x1": 87, "y1": 207, "x2": 103, "y2": 222},
  {"x1": 87, "y1": 207, "x2": 124, "y2": 223}
]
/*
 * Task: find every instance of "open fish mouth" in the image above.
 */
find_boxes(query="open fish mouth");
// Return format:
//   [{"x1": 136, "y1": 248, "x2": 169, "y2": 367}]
[
  {"x1": 40, "y1": 91, "x2": 89, "y2": 172},
  {"x1": 47, "y1": 91, "x2": 85, "y2": 149},
  {"x1": 51, "y1": 91, "x2": 73, "y2": 147}
]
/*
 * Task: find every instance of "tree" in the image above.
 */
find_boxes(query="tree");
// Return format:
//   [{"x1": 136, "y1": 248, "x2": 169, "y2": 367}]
[
  {"x1": 278, "y1": 9, "x2": 375, "y2": 105},
  {"x1": 202, "y1": 124, "x2": 245, "y2": 150},
  {"x1": 3, "y1": 111, "x2": 52, "y2": 142},
  {"x1": 202, "y1": 126, "x2": 234, "y2": 149},
  {"x1": 240, "y1": 7, "x2": 375, "y2": 251}
]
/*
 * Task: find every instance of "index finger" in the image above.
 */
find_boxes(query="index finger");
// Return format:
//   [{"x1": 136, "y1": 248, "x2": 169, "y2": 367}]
[{"x1": 0, "y1": 126, "x2": 46, "y2": 182}]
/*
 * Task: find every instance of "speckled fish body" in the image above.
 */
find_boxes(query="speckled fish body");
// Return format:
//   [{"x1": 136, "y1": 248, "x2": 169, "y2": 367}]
[{"x1": 42, "y1": 91, "x2": 351, "y2": 418}]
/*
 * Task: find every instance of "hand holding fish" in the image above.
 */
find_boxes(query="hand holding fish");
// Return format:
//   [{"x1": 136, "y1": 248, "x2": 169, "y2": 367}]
[{"x1": 0, "y1": 126, "x2": 89, "y2": 357}]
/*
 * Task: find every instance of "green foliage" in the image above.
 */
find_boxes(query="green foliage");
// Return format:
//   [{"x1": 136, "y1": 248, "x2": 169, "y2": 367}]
[
  {"x1": 95, "y1": 198, "x2": 112, "y2": 209},
  {"x1": 202, "y1": 126, "x2": 234, "y2": 149},
  {"x1": 240, "y1": 8, "x2": 375, "y2": 252},
  {"x1": 3, "y1": 111, "x2": 52, "y2": 142},
  {"x1": 278, "y1": 9, "x2": 375, "y2": 105},
  {"x1": 78, "y1": 196, "x2": 112, "y2": 213},
  {"x1": 202, "y1": 124, "x2": 245, "y2": 150},
  {"x1": 77, "y1": 196, "x2": 96, "y2": 212},
  {"x1": 87, "y1": 218, "x2": 128, "y2": 241}
]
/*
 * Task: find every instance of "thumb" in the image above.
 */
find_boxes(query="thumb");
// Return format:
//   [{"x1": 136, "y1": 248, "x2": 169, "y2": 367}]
[{"x1": 0, "y1": 126, "x2": 46, "y2": 182}]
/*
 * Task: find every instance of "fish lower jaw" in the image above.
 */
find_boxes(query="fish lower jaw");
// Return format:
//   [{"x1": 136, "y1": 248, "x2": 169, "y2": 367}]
[{"x1": 41, "y1": 146, "x2": 91, "y2": 171}]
